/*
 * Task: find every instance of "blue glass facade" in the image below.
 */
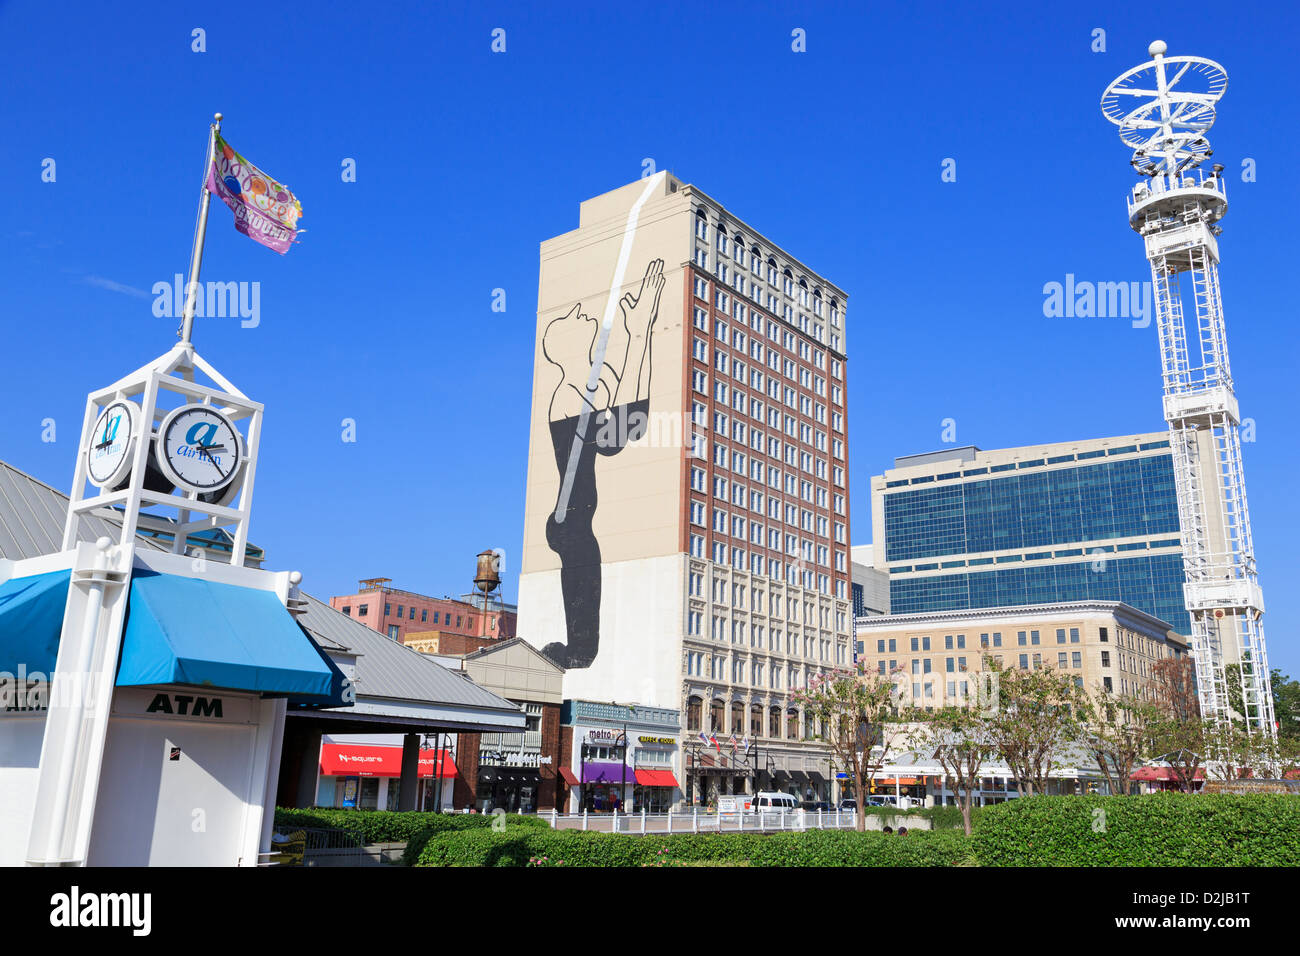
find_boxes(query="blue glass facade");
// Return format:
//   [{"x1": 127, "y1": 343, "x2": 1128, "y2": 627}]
[
  {"x1": 890, "y1": 553, "x2": 1190, "y2": 633},
  {"x1": 882, "y1": 450, "x2": 1188, "y2": 633},
  {"x1": 883, "y1": 455, "x2": 1179, "y2": 561}
]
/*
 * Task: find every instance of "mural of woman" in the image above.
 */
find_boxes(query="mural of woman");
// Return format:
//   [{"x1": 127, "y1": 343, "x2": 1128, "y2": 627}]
[{"x1": 540, "y1": 259, "x2": 665, "y2": 669}]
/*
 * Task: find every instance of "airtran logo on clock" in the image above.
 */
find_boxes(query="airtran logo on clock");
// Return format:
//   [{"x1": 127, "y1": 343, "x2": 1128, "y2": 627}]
[{"x1": 176, "y1": 422, "x2": 224, "y2": 463}]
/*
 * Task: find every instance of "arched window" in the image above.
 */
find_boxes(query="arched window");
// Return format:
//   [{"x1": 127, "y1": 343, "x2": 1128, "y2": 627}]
[
  {"x1": 750, "y1": 703, "x2": 762, "y2": 736},
  {"x1": 710, "y1": 698, "x2": 725, "y2": 732},
  {"x1": 686, "y1": 695, "x2": 702, "y2": 731},
  {"x1": 769, "y1": 705, "x2": 781, "y2": 738},
  {"x1": 786, "y1": 707, "x2": 799, "y2": 740},
  {"x1": 731, "y1": 700, "x2": 745, "y2": 734}
]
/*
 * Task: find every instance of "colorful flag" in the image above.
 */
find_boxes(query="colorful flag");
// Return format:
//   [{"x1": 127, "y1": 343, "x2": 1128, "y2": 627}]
[
  {"x1": 206, "y1": 133, "x2": 303, "y2": 254},
  {"x1": 729, "y1": 734, "x2": 738, "y2": 752},
  {"x1": 709, "y1": 734, "x2": 719, "y2": 752},
  {"x1": 698, "y1": 732, "x2": 709, "y2": 747}
]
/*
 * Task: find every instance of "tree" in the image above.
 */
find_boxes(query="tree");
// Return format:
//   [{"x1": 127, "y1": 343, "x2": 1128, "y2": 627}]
[
  {"x1": 1151, "y1": 656, "x2": 1200, "y2": 721},
  {"x1": 907, "y1": 705, "x2": 995, "y2": 836},
  {"x1": 796, "y1": 668, "x2": 900, "y2": 832},
  {"x1": 984, "y1": 659, "x2": 1089, "y2": 796},
  {"x1": 1269, "y1": 669, "x2": 1300, "y2": 738},
  {"x1": 1085, "y1": 690, "x2": 1159, "y2": 797}
]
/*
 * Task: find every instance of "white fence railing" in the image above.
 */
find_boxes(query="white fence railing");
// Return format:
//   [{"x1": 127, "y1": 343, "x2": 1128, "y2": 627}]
[{"x1": 547, "y1": 807, "x2": 860, "y2": 834}]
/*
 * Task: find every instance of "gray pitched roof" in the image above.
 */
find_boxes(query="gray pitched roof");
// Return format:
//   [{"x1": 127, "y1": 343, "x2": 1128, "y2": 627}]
[
  {"x1": 299, "y1": 594, "x2": 522, "y2": 713},
  {"x1": 0, "y1": 460, "x2": 168, "y2": 560}
]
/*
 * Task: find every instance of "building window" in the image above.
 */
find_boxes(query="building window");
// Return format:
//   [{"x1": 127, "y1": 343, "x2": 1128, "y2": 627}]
[
  {"x1": 387, "y1": 625, "x2": 399, "y2": 641},
  {"x1": 687, "y1": 696, "x2": 702, "y2": 731},
  {"x1": 710, "y1": 699, "x2": 725, "y2": 732},
  {"x1": 421, "y1": 609, "x2": 427, "y2": 622},
  {"x1": 358, "y1": 604, "x2": 367, "y2": 616},
  {"x1": 342, "y1": 605, "x2": 351, "y2": 616},
  {"x1": 786, "y1": 708, "x2": 799, "y2": 740}
]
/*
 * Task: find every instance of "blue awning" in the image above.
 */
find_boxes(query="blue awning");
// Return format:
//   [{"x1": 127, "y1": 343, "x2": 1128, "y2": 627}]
[
  {"x1": 117, "y1": 570, "x2": 333, "y2": 696},
  {"x1": 0, "y1": 570, "x2": 71, "y2": 676}
]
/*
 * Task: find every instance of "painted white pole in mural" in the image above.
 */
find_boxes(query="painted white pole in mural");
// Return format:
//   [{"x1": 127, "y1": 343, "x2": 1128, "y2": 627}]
[{"x1": 552, "y1": 171, "x2": 666, "y2": 523}]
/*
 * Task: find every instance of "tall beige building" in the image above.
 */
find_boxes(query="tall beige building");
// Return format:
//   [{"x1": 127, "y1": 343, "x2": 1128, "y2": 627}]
[{"x1": 518, "y1": 174, "x2": 852, "y2": 803}]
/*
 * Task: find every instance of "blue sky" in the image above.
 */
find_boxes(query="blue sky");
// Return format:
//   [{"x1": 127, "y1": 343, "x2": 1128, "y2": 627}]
[{"x1": 2, "y1": 1, "x2": 1297, "y2": 673}]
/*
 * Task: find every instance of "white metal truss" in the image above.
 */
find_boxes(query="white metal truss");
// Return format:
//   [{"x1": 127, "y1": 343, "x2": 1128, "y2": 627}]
[{"x1": 1101, "y1": 42, "x2": 1274, "y2": 734}]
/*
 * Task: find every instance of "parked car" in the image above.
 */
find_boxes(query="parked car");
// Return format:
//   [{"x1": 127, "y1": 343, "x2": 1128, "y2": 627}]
[
  {"x1": 838, "y1": 798, "x2": 858, "y2": 811},
  {"x1": 802, "y1": 800, "x2": 832, "y2": 812},
  {"x1": 753, "y1": 791, "x2": 800, "y2": 813}
]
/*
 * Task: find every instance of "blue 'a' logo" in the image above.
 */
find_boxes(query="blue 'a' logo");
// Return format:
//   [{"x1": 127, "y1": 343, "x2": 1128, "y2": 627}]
[{"x1": 185, "y1": 422, "x2": 218, "y2": 447}]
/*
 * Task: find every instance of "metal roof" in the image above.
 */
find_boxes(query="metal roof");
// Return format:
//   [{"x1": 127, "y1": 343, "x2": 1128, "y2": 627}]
[
  {"x1": 298, "y1": 594, "x2": 523, "y2": 714},
  {"x1": 0, "y1": 460, "x2": 168, "y2": 560}
]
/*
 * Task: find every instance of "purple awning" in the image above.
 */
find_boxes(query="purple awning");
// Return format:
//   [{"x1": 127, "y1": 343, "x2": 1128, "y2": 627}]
[{"x1": 581, "y1": 762, "x2": 632, "y2": 784}]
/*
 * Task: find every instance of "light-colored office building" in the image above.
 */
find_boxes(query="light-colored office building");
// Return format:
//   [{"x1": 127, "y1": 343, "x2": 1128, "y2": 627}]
[
  {"x1": 518, "y1": 174, "x2": 853, "y2": 804},
  {"x1": 871, "y1": 433, "x2": 1191, "y2": 637},
  {"x1": 851, "y1": 543, "x2": 889, "y2": 618},
  {"x1": 856, "y1": 600, "x2": 1189, "y2": 711}
]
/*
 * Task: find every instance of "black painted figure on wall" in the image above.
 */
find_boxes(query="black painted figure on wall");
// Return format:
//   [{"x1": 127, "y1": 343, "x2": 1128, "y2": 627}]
[{"x1": 541, "y1": 260, "x2": 665, "y2": 669}]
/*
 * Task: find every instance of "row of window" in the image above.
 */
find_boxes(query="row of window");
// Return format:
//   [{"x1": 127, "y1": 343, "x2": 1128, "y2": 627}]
[
  {"x1": 691, "y1": 229, "x2": 843, "y2": 353},
  {"x1": 686, "y1": 534, "x2": 847, "y2": 597},
  {"x1": 685, "y1": 695, "x2": 823, "y2": 740}
]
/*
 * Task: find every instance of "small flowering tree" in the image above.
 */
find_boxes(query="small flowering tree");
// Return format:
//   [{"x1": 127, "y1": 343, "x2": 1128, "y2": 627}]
[
  {"x1": 907, "y1": 705, "x2": 996, "y2": 836},
  {"x1": 795, "y1": 667, "x2": 901, "y2": 832}
]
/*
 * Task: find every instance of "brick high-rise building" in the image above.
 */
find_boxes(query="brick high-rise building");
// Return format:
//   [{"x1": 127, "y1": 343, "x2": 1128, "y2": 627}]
[{"x1": 518, "y1": 174, "x2": 852, "y2": 805}]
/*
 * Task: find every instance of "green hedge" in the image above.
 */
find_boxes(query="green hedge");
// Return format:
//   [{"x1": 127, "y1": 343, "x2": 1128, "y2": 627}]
[
  {"x1": 272, "y1": 808, "x2": 550, "y2": 851},
  {"x1": 414, "y1": 828, "x2": 972, "y2": 867},
  {"x1": 971, "y1": 794, "x2": 1300, "y2": 867}
]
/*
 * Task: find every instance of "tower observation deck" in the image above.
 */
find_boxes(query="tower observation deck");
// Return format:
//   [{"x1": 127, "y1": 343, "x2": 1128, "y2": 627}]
[{"x1": 1101, "y1": 41, "x2": 1273, "y2": 734}]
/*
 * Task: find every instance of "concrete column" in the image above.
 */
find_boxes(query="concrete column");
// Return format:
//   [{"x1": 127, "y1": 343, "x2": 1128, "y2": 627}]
[
  {"x1": 295, "y1": 729, "x2": 323, "y2": 808},
  {"x1": 398, "y1": 733, "x2": 420, "y2": 811}
]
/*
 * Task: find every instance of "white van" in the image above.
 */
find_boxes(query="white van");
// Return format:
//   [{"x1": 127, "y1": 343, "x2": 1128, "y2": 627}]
[{"x1": 752, "y1": 791, "x2": 799, "y2": 813}]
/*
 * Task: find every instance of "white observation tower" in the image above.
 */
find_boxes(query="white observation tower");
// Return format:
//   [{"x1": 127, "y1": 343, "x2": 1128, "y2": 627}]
[{"x1": 1101, "y1": 41, "x2": 1273, "y2": 733}]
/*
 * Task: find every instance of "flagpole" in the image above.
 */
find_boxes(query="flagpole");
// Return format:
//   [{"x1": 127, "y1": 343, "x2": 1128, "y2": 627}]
[{"x1": 178, "y1": 112, "x2": 222, "y2": 347}]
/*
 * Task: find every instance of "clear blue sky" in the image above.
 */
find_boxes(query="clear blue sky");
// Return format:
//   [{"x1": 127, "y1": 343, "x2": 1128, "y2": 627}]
[{"x1": 2, "y1": 1, "x2": 1296, "y2": 673}]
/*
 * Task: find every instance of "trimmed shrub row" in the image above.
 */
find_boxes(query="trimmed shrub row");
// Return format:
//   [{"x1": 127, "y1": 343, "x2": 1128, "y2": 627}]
[
  {"x1": 414, "y1": 828, "x2": 973, "y2": 867},
  {"x1": 273, "y1": 807, "x2": 549, "y2": 849},
  {"x1": 970, "y1": 794, "x2": 1300, "y2": 867}
]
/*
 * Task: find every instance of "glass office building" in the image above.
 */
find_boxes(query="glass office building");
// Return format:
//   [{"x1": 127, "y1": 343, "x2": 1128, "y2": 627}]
[{"x1": 869, "y1": 434, "x2": 1190, "y2": 634}]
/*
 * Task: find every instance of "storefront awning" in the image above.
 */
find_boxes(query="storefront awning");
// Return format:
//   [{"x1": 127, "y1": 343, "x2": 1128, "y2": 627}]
[
  {"x1": 559, "y1": 767, "x2": 580, "y2": 786},
  {"x1": 808, "y1": 771, "x2": 827, "y2": 784},
  {"x1": 319, "y1": 743, "x2": 457, "y2": 778},
  {"x1": 581, "y1": 761, "x2": 632, "y2": 784},
  {"x1": 0, "y1": 569, "x2": 70, "y2": 675},
  {"x1": 790, "y1": 770, "x2": 809, "y2": 783},
  {"x1": 634, "y1": 769, "x2": 680, "y2": 788},
  {"x1": 118, "y1": 570, "x2": 333, "y2": 696},
  {"x1": 1, "y1": 568, "x2": 334, "y2": 698}
]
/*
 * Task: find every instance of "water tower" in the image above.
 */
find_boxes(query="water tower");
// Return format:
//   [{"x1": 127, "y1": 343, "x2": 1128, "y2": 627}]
[{"x1": 473, "y1": 549, "x2": 503, "y2": 638}]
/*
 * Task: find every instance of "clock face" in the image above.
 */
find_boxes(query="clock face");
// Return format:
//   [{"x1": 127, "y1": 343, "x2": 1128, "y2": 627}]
[
  {"x1": 86, "y1": 400, "x2": 138, "y2": 488},
  {"x1": 155, "y1": 404, "x2": 245, "y2": 493}
]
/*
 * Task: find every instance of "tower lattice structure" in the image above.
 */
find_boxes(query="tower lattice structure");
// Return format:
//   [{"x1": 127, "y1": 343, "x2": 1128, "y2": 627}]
[{"x1": 1101, "y1": 41, "x2": 1273, "y2": 733}]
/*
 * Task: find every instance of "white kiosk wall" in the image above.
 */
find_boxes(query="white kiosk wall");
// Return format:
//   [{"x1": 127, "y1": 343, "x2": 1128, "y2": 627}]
[{"x1": 87, "y1": 688, "x2": 281, "y2": 867}]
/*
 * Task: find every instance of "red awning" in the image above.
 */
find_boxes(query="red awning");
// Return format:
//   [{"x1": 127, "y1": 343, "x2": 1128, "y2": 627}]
[
  {"x1": 634, "y1": 769, "x2": 680, "y2": 788},
  {"x1": 1130, "y1": 766, "x2": 1205, "y2": 781},
  {"x1": 319, "y1": 743, "x2": 457, "y2": 778},
  {"x1": 558, "y1": 766, "x2": 580, "y2": 786}
]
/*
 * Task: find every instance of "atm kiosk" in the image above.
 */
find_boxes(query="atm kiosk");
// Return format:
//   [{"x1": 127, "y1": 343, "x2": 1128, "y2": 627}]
[{"x1": 0, "y1": 342, "x2": 341, "y2": 866}]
